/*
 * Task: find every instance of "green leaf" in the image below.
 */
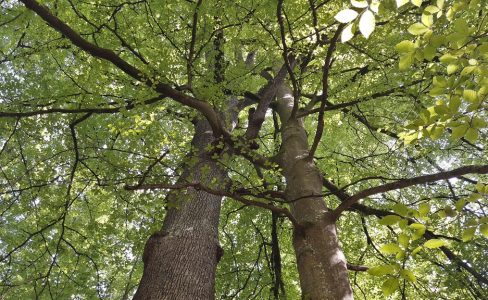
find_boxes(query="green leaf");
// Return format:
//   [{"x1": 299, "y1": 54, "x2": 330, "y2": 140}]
[
  {"x1": 335, "y1": 9, "x2": 359, "y2": 23},
  {"x1": 378, "y1": 215, "x2": 402, "y2": 226},
  {"x1": 412, "y1": 246, "x2": 423, "y2": 255},
  {"x1": 398, "y1": 233, "x2": 410, "y2": 248},
  {"x1": 464, "y1": 127, "x2": 478, "y2": 143},
  {"x1": 395, "y1": 40, "x2": 415, "y2": 53},
  {"x1": 399, "y1": 54, "x2": 414, "y2": 70},
  {"x1": 449, "y1": 96, "x2": 461, "y2": 113},
  {"x1": 439, "y1": 53, "x2": 457, "y2": 64},
  {"x1": 472, "y1": 117, "x2": 487, "y2": 128},
  {"x1": 400, "y1": 269, "x2": 417, "y2": 282},
  {"x1": 359, "y1": 10, "x2": 375, "y2": 38},
  {"x1": 367, "y1": 264, "x2": 398, "y2": 276},
  {"x1": 419, "y1": 203, "x2": 430, "y2": 216},
  {"x1": 423, "y1": 239, "x2": 447, "y2": 249},
  {"x1": 393, "y1": 203, "x2": 409, "y2": 216},
  {"x1": 421, "y1": 13, "x2": 434, "y2": 26},
  {"x1": 451, "y1": 124, "x2": 468, "y2": 140},
  {"x1": 460, "y1": 66, "x2": 477, "y2": 76},
  {"x1": 408, "y1": 23, "x2": 429, "y2": 35},
  {"x1": 409, "y1": 223, "x2": 425, "y2": 230},
  {"x1": 468, "y1": 193, "x2": 482, "y2": 202},
  {"x1": 480, "y1": 224, "x2": 488, "y2": 238},
  {"x1": 463, "y1": 89, "x2": 478, "y2": 102},
  {"x1": 382, "y1": 278, "x2": 400, "y2": 297},
  {"x1": 462, "y1": 227, "x2": 476, "y2": 242},
  {"x1": 447, "y1": 64, "x2": 458, "y2": 75},
  {"x1": 430, "y1": 125, "x2": 444, "y2": 140},
  {"x1": 425, "y1": 5, "x2": 440, "y2": 14},
  {"x1": 455, "y1": 198, "x2": 466, "y2": 212},
  {"x1": 380, "y1": 243, "x2": 402, "y2": 255}
]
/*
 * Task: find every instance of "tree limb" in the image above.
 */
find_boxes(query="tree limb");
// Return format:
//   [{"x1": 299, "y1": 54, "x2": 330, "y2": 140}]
[
  {"x1": 332, "y1": 165, "x2": 488, "y2": 218},
  {"x1": 19, "y1": 0, "x2": 225, "y2": 137}
]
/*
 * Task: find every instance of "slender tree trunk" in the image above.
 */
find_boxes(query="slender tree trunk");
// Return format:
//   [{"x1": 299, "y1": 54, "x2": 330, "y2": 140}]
[
  {"x1": 134, "y1": 119, "x2": 225, "y2": 300},
  {"x1": 276, "y1": 85, "x2": 353, "y2": 300}
]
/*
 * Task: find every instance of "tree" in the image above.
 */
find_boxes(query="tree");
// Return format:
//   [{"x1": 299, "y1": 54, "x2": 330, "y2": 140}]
[{"x1": 1, "y1": 0, "x2": 487, "y2": 299}]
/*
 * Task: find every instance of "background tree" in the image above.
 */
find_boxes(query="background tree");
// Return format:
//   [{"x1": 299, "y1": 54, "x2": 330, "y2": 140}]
[{"x1": 0, "y1": 0, "x2": 487, "y2": 299}]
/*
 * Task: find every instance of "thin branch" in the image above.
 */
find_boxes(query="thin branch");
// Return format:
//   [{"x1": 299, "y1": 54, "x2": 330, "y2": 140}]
[
  {"x1": 346, "y1": 263, "x2": 368, "y2": 272},
  {"x1": 187, "y1": 0, "x2": 203, "y2": 87},
  {"x1": 308, "y1": 24, "x2": 344, "y2": 158}
]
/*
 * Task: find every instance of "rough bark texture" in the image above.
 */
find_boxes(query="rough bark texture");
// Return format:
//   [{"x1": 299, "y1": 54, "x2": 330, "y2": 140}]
[
  {"x1": 276, "y1": 85, "x2": 353, "y2": 300},
  {"x1": 134, "y1": 120, "x2": 225, "y2": 300}
]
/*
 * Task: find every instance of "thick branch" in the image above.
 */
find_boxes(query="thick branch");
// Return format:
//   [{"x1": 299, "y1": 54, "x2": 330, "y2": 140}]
[
  {"x1": 245, "y1": 61, "x2": 292, "y2": 140},
  {"x1": 332, "y1": 165, "x2": 488, "y2": 218},
  {"x1": 125, "y1": 182, "x2": 300, "y2": 227},
  {"x1": 325, "y1": 179, "x2": 488, "y2": 284},
  {"x1": 0, "y1": 95, "x2": 164, "y2": 118},
  {"x1": 20, "y1": 0, "x2": 224, "y2": 137}
]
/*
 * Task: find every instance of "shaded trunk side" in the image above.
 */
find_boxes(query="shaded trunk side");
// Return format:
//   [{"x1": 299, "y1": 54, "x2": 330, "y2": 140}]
[
  {"x1": 276, "y1": 85, "x2": 353, "y2": 300},
  {"x1": 134, "y1": 120, "x2": 225, "y2": 300}
]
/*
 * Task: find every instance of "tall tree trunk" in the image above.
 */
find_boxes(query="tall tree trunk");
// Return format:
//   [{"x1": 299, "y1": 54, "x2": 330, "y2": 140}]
[
  {"x1": 134, "y1": 119, "x2": 225, "y2": 300},
  {"x1": 276, "y1": 85, "x2": 353, "y2": 300}
]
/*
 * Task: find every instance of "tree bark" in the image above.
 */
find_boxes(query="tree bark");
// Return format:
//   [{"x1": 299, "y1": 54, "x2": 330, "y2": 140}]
[
  {"x1": 134, "y1": 120, "x2": 225, "y2": 300},
  {"x1": 276, "y1": 85, "x2": 353, "y2": 300}
]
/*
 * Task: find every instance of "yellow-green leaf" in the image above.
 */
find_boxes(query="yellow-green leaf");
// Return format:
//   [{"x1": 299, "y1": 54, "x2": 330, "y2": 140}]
[
  {"x1": 422, "y1": 13, "x2": 434, "y2": 27},
  {"x1": 411, "y1": 0, "x2": 422, "y2": 7},
  {"x1": 399, "y1": 54, "x2": 414, "y2": 70},
  {"x1": 480, "y1": 224, "x2": 488, "y2": 238},
  {"x1": 400, "y1": 269, "x2": 417, "y2": 282},
  {"x1": 408, "y1": 23, "x2": 429, "y2": 35},
  {"x1": 380, "y1": 243, "x2": 402, "y2": 255},
  {"x1": 447, "y1": 64, "x2": 458, "y2": 74},
  {"x1": 451, "y1": 124, "x2": 468, "y2": 140},
  {"x1": 398, "y1": 233, "x2": 409, "y2": 248},
  {"x1": 455, "y1": 199, "x2": 466, "y2": 212},
  {"x1": 409, "y1": 223, "x2": 425, "y2": 230},
  {"x1": 382, "y1": 278, "x2": 400, "y2": 297},
  {"x1": 367, "y1": 264, "x2": 398, "y2": 276},
  {"x1": 439, "y1": 53, "x2": 457, "y2": 64},
  {"x1": 395, "y1": 40, "x2": 415, "y2": 53},
  {"x1": 462, "y1": 227, "x2": 476, "y2": 242},
  {"x1": 419, "y1": 203, "x2": 430, "y2": 216},
  {"x1": 464, "y1": 127, "x2": 478, "y2": 143},
  {"x1": 378, "y1": 215, "x2": 402, "y2": 226},
  {"x1": 463, "y1": 89, "x2": 478, "y2": 102},
  {"x1": 424, "y1": 239, "x2": 447, "y2": 249},
  {"x1": 412, "y1": 246, "x2": 423, "y2": 255}
]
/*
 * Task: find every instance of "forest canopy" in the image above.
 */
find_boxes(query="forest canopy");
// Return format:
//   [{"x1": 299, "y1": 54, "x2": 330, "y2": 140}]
[{"x1": 0, "y1": 0, "x2": 487, "y2": 299}]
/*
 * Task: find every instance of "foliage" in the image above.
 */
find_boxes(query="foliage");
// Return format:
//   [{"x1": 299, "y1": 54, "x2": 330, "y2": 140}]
[{"x1": 0, "y1": 0, "x2": 487, "y2": 299}]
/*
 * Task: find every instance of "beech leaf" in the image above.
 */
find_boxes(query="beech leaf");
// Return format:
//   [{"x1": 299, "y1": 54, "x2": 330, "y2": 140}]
[
  {"x1": 335, "y1": 9, "x2": 359, "y2": 23},
  {"x1": 359, "y1": 10, "x2": 375, "y2": 38}
]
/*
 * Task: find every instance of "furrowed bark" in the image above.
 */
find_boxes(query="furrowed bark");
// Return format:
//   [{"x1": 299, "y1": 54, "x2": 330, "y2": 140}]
[
  {"x1": 276, "y1": 84, "x2": 353, "y2": 299},
  {"x1": 134, "y1": 119, "x2": 225, "y2": 300}
]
